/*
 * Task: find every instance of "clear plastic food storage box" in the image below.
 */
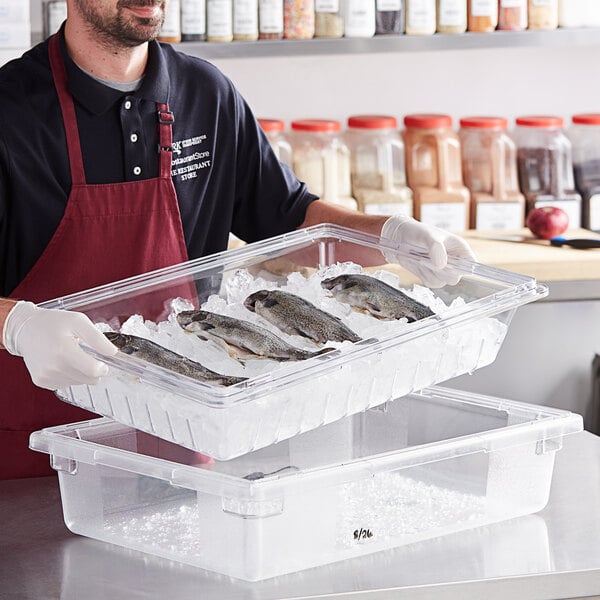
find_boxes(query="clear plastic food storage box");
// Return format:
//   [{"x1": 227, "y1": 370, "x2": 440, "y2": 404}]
[
  {"x1": 29, "y1": 386, "x2": 583, "y2": 581},
  {"x1": 40, "y1": 224, "x2": 547, "y2": 460}
]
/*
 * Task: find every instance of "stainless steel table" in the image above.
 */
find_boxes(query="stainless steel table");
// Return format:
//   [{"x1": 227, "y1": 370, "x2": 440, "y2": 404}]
[{"x1": 1, "y1": 431, "x2": 600, "y2": 600}]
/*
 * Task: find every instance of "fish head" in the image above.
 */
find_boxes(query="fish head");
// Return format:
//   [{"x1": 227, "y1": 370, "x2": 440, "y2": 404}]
[
  {"x1": 321, "y1": 275, "x2": 357, "y2": 293},
  {"x1": 243, "y1": 290, "x2": 271, "y2": 312},
  {"x1": 104, "y1": 331, "x2": 127, "y2": 348},
  {"x1": 176, "y1": 310, "x2": 212, "y2": 331}
]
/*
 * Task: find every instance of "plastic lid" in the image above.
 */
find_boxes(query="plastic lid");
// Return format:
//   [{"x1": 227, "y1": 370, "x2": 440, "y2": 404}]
[
  {"x1": 403, "y1": 114, "x2": 453, "y2": 129},
  {"x1": 515, "y1": 115, "x2": 564, "y2": 128},
  {"x1": 347, "y1": 115, "x2": 398, "y2": 129},
  {"x1": 572, "y1": 113, "x2": 600, "y2": 126},
  {"x1": 459, "y1": 116, "x2": 508, "y2": 129},
  {"x1": 291, "y1": 119, "x2": 341, "y2": 132},
  {"x1": 258, "y1": 118, "x2": 285, "y2": 132}
]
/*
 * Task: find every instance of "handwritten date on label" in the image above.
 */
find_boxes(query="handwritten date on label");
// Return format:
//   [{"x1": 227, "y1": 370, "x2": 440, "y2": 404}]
[{"x1": 353, "y1": 528, "x2": 374, "y2": 542}]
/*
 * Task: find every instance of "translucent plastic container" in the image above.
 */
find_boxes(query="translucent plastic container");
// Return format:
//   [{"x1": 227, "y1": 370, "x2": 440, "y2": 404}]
[
  {"x1": 569, "y1": 113, "x2": 600, "y2": 231},
  {"x1": 314, "y1": 0, "x2": 344, "y2": 37},
  {"x1": 342, "y1": 0, "x2": 376, "y2": 37},
  {"x1": 498, "y1": 0, "x2": 527, "y2": 30},
  {"x1": 467, "y1": 0, "x2": 497, "y2": 32},
  {"x1": 291, "y1": 119, "x2": 357, "y2": 210},
  {"x1": 514, "y1": 115, "x2": 582, "y2": 228},
  {"x1": 405, "y1": 0, "x2": 436, "y2": 34},
  {"x1": 558, "y1": 0, "x2": 586, "y2": 27},
  {"x1": 528, "y1": 0, "x2": 558, "y2": 30},
  {"x1": 375, "y1": 0, "x2": 405, "y2": 34},
  {"x1": 30, "y1": 386, "x2": 582, "y2": 581},
  {"x1": 41, "y1": 224, "x2": 547, "y2": 460},
  {"x1": 258, "y1": 118, "x2": 293, "y2": 166},
  {"x1": 459, "y1": 116, "x2": 525, "y2": 230},
  {"x1": 345, "y1": 114, "x2": 413, "y2": 216},
  {"x1": 437, "y1": 0, "x2": 467, "y2": 33}
]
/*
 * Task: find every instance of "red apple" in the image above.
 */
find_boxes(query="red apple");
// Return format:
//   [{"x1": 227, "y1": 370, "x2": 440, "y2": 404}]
[{"x1": 526, "y1": 206, "x2": 569, "y2": 240}]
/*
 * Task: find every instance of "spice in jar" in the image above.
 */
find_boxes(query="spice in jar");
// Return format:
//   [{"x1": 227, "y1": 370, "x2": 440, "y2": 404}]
[
  {"x1": 234, "y1": 0, "x2": 259, "y2": 40},
  {"x1": 259, "y1": 0, "x2": 284, "y2": 38},
  {"x1": 528, "y1": 0, "x2": 558, "y2": 30},
  {"x1": 467, "y1": 0, "x2": 498, "y2": 32},
  {"x1": 375, "y1": 0, "x2": 404, "y2": 34},
  {"x1": 181, "y1": 0, "x2": 207, "y2": 41},
  {"x1": 284, "y1": 0, "x2": 315, "y2": 39},
  {"x1": 437, "y1": 0, "x2": 467, "y2": 34},
  {"x1": 405, "y1": 0, "x2": 436, "y2": 34},
  {"x1": 498, "y1": 0, "x2": 527, "y2": 30},
  {"x1": 343, "y1": 0, "x2": 376, "y2": 37},
  {"x1": 207, "y1": 0, "x2": 234, "y2": 41},
  {"x1": 315, "y1": 0, "x2": 344, "y2": 37},
  {"x1": 158, "y1": 0, "x2": 182, "y2": 42}
]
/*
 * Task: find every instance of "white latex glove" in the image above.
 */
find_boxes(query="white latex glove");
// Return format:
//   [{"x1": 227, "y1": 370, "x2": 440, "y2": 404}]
[
  {"x1": 381, "y1": 215, "x2": 476, "y2": 288},
  {"x1": 3, "y1": 301, "x2": 117, "y2": 390}
]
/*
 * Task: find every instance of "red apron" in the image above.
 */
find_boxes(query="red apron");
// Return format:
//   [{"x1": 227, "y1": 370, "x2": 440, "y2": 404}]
[{"x1": 0, "y1": 34, "x2": 192, "y2": 479}]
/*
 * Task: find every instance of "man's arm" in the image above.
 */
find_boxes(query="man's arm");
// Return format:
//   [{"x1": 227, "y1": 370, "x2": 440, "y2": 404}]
[{"x1": 0, "y1": 297, "x2": 16, "y2": 349}]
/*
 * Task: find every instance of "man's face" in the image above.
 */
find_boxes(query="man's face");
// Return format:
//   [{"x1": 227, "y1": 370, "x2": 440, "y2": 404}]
[{"x1": 73, "y1": 0, "x2": 167, "y2": 47}]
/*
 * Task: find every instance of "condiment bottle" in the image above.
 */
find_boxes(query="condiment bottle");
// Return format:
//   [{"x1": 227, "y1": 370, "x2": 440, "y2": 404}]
[
  {"x1": 436, "y1": 0, "x2": 467, "y2": 33},
  {"x1": 569, "y1": 114, "x2": 600, "y2": 231},
  {"x1": 459, "y1": 117, "x2": 525, "y2": 230},
  {"x1": 345, "y1": 115, "x2": 413, "y2": 216},
  {"x1": 181, "y1": 0, "x2": 207, "y2": 41},
  {"x1": 514, "y1": 115, "x2": 582, "y2": 228},
  {"x1": 158, "y1": 0, "x2": 182, "y2": 42},
  {"x1": 343, "y1": 0, "x2": 376, "y2": 36},
  {"x1": 259, "y1": 0, "x2": 284, "y2": 38},
  {"x1": 234, "y1": 0, "x2": 259, "y2": 40},
  {"x1": 258, "y1": 118, "x2": 293, "y2": 166},
  {"x1": 403, "y1": 114, "x2": 471, "y2": 232},
  {"x1": 375, "y1": 0, "x2": 405, "y2": 34},
  {"x1": 528, "y1": 0, "x2": 558, "y2": 30},
  {"x1": 498, "y1": 0, "x2": 527, "y2": 30},
  {"x1": 284, "y1": 0, "x2": 315, "y2": 38},
  {"x1": 467, "y1": 0, "x2": 498, "y2": 31},
  {"x1": 290, "y1": 119, "x2": 357, "y2": 211},
  {"x1": 315, "y1": 0, "x2": 344, "y2": 37},
  {"x1": 207, "y1": 0, "x2": 234, "y2": 41},
  {"x1": 405, "y1": 0, "x2": 436, "y2": 34}
]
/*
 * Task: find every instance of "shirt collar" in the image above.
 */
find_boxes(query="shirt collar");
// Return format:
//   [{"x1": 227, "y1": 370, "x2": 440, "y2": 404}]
[{"x1": 58, "y1": 27, "x2": 170, "y2": 115}]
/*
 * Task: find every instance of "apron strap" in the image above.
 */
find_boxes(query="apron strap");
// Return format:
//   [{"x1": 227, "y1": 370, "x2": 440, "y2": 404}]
[
  {"x1": 156, "y1": 103, "x2": 174, "y2": 179},
  {"x1": 48, "y1": 34, "x2": 86, "y2": 186}
]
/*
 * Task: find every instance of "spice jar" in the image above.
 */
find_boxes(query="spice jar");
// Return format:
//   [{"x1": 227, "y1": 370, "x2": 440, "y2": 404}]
[
  {"x1": 181, "y1": 0, "x2": 207, "y2": 41},
  {"x1": 403, "y1": 114, "x2": 470, "y2": 232},
  {"x1": 437, "y1": 0, "x2": 467, "y2": 33},
  {"x1": 207, "y1": 0, "x2": 234, "y2": 41},
  {"x1": 342, "y1": 0, "x2": 376, "y2": 36},
  {"x1": 459, "y1": 117, "x2": 525, "y2": 230},
  {"x1": 375, "y1": 0, "x2": 405, "y2": 34},
  {"x1": 234, "y1": 0, "x2": 259, "y2": 40},
  {"x1": 284, "y1": 0, "x2": 315, "y2": 38},
  {"x1": 258, "y1": 118, "x2": 293, "y2": 166},
  {"x1": 569, "y1": 114, "x2": 600, "y2": 231},
  {"x1": 315, "y1": 0, "x2": 344, "y2": 37},
  {"x1": 405, "y1": 0, "x2": 436, "y2": 34},
  {"x1": 290, "y1": 119, "x2": 357, "y2": 210},
  {"x1": 498, "y1": 0, "x2": 527, "y2": 30},
  {"x1": 514, "y1": 115, "x2": 582, "y2": 228},
  {"x1": 259, "y1": 0, "x2": 284, "y2": 38},
  {"x1": 528, "y1": 0, "x2": 558, "y2": 30},
  {"x1": 467, "y1": 0, "x2": 498, "y2": 31},
  {"x1": 345, "y1": 115, "x2": 413, "y2": 217},
  {"x1": 158, "y1": 0, "x2": 182, "y2": 42}
]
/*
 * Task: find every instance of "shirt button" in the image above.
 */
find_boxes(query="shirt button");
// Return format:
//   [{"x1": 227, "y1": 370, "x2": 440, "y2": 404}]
[
  {"x1": 133, "y1": 166, "x2": 142, "y2": 175},
  {"x1": 124, "y1": 100, "x2": 132, "y2": 110},
  {"x1": 130, "y1": 133, "x2": 138, "y2": 143}
]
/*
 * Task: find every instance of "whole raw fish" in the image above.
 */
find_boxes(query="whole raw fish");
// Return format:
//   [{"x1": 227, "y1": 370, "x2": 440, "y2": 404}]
[
  {"x1": 321, "y1": 274, "x2": 434, "y2": 322},
  {"x1": 244, "y1": 289, "x2": 361, "y2": 345},
  {"x1": 176, "y1": 310, "x2": 333, "y2": 362},
  {"x1": 104, "y1": 332, "x2": 247, "y2": 386}
]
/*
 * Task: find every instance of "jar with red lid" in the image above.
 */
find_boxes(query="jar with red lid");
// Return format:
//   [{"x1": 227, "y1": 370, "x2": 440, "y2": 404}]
[
  {"x1": 258, "y1": 118, "x2": 293, "y2": 166},
  {"x1": 514, "y1": 115, "x2": 581, "y2": 228},
  {"x1": 569, "y1": 114, "x2": 600, "y2": 231},
  {"x1": 345, "y1": 115, "x2": 413, "y2": 216},
  {"x1": 403, "y1": 114, "x2": 470, "y2": 232},
  {"x1": 290, "y1": 119, "x2": 357, "y2": 210},
  {"x1": 459, "y1": 117, "x2": 525, "y2": 230}
]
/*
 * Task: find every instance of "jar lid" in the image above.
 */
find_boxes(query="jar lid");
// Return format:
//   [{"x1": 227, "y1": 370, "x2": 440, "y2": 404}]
[
  {"x1": 291, "y1": 119, "x2": 341, "y2": 132},
  {"x1": 403, "y1": 114, "x2": 453, "y2": 129},
  {"x1": 347, "y1": 115, "x2": 398, "y2": 129},
  {"x1": 515, "y1": 115, "x2": 564, "y2": 128},
  {"x1": 459, "y1": 116, "x2": 508, "y2": 129},
  {"x1": 572, "y1": 113, "x2": 600, "y2": 126},
  {"x1": 258, "y1": 118, "x2": 285, "y2": 132}
]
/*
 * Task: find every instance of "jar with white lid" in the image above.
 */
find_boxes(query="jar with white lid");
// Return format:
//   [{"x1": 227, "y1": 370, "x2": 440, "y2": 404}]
[
  {"x1": 459, "y1": 117, "x2": 525, "y2": 230},
  {"x1": 290, "y1": 119, "x2": 357, "y2": 210},
  {"x1": 514, "y1": 115, "x2": 581, "y2": 228},
  {"x1": 569, "y1": 114, "x2": 600, "y2": 231},
  {"x1": 258, "y1": 118, "x2": 293, "y2": 167},
  {"x1": 345, "y1": 115, "x2": 413, "y2": 216},
  {"x1": 403, "y1": 113, "x2": 470, "y2": 232}
]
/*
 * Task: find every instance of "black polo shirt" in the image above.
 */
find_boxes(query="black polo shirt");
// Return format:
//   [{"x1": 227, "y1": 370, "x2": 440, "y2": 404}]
[{"x1": 0, "y1": 32, "x2": 316, "y2": 297}]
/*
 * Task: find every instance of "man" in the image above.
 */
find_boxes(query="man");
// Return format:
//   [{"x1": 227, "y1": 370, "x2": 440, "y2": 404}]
[{"x1": 0, "y1": 0, "x2": 475, "y2": 478}]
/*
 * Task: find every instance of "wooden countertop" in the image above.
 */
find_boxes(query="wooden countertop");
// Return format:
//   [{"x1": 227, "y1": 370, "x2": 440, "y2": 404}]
[{"x1": 461, "y1": 228, "x2": 600, "y2": 282}]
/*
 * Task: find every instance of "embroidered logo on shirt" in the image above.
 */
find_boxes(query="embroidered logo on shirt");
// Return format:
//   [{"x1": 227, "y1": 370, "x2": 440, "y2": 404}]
[{"x1": 171, "y1": 134, "x2": 212, "y2": 182}]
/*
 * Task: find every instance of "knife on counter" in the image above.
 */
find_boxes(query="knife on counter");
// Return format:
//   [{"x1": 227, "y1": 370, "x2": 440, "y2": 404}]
[{"x1": 471, "y1": 234, "x2": 600, "y2": 249}]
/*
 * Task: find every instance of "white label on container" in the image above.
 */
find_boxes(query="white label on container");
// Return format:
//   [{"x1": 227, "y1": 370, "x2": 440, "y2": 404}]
[
  {"x1": 500, "y1": 0, "x2": 524, "y2": 7},
  {"x1": 438, "y1": 0, "x2": 466, "y2": 26},
  {"x1": 420, "y1": 203, "x2": 467, "y2": 232},
  {"x1": 364, "y1": 202, "x2": 412, "y2": 216},
  {"x1": 259, "y1": 0, "x2": 283, "y2": 32},
  {"x1": 407, "y1": 0, "x2": 436, "y2": 29},
  {"x1": 160, "y1": 0, "x2": 181, "y2": 37},
  {"x1": 234, "y1": 0, "x2": 258, "y2": 34},
  {"x1": 47, "y1": 2, "x2": 67, "y2": 36},
  {"x1": 181, "y1": 0, "x2": 207, "y2": 35},
  {"x1": 533, "y1": 199, "x2": 581, "y2": 229},
  {"x1": 470, "y1": 0, "x2": 497, "y2": 17},
  {"x1": 207, "y1": 0, "x2": 233, "y2": 37},
  {"x1": 475, "y1": 203, "x2": 523, "y2": 230},
  {"x1": 316, "y1": 0, "x2": 340, "y2": 11},
  {"x1": 589, "y1": 195, "x2": 600, "y2": 231},
  {"x1": 377, "y1": 0, "x2": 402, "y2": 10},
  {"x1": 532, "y1": 0, "x2": 553, "y2": 6}
]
